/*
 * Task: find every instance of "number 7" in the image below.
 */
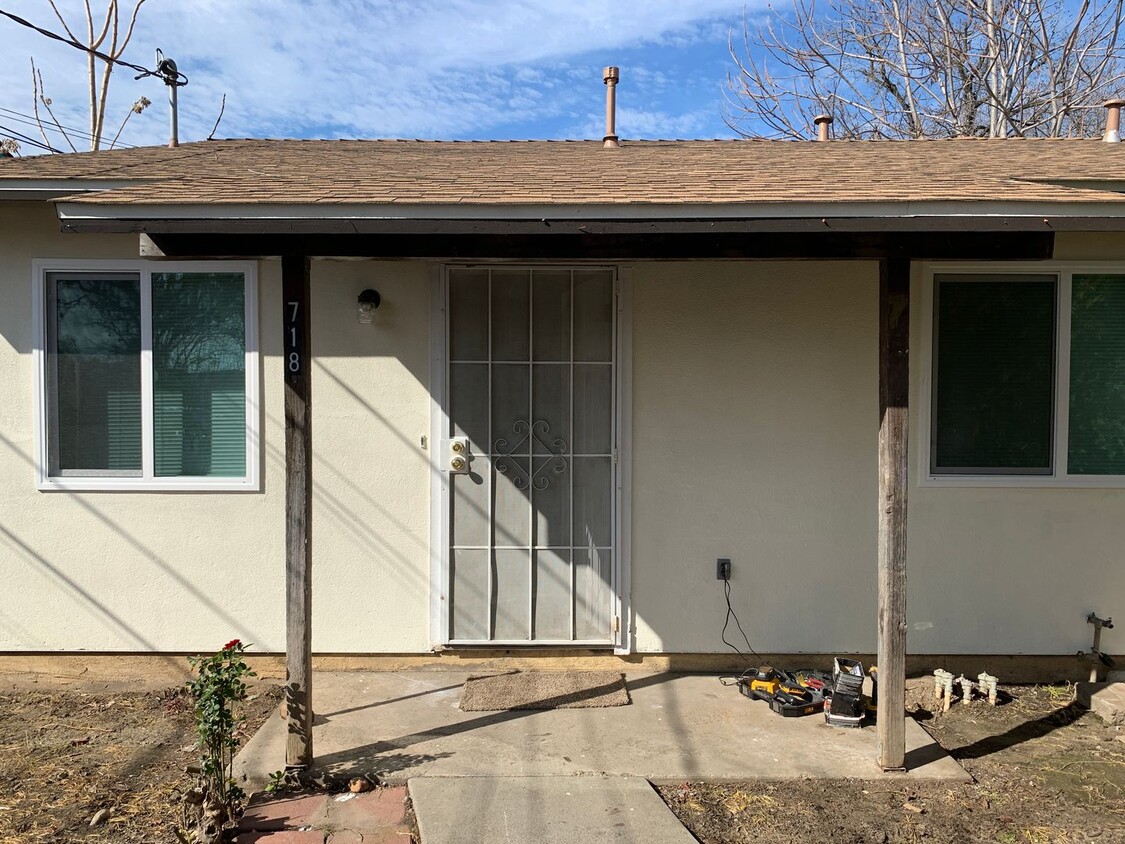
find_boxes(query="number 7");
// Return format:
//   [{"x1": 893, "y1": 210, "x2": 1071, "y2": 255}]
[{"x1": 288, "y1": 301, "x2": 299, "y2": 322}]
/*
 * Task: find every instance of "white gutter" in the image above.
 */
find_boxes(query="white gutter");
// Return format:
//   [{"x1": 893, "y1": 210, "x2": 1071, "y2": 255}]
[
  {"x1": 52, "y1": 199, "x2": 1125, "y2": 222},
  {"x1": 0, "y1": 180, "x2": 145, "y2": 201}
]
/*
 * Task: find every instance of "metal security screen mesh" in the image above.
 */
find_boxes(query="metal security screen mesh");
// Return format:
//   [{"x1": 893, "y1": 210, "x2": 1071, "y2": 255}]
[
  {"x1": 932, "y1": 274, "x2": 1056, "y2": 474},
  {"x1": 1069, "y1": 275, "x2": 1125, "y2": 475},
  {"x1": 447, "y1": 268, "x2": 616, "y2": 643}
]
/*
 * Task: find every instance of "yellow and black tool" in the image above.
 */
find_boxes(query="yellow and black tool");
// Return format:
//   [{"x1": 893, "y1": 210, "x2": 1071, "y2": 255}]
[{"x1": 736, "y1": 666, "x2": 824, "y2": 717}]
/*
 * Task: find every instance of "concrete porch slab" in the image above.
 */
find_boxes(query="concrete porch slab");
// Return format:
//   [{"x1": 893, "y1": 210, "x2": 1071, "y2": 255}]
[
  {"x1": 1076, "y1": 681, "x2": 1125, "y2": 725},
  {"x1": 409, "y1": 776, "x2": 697, "y2": 844},
  {"x1": 234, "y1": 671, "x2": 967, "y2": 789}
]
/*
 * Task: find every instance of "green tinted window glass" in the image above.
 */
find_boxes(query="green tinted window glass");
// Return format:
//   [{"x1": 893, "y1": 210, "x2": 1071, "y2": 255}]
[
  {"x1": 152, "y1": 273, "x2": 246, "y2": 477},
  {"x1": 1069, "y1": 275, "x2": 1125, "y2": 475},
  {"x1": 932, "y1": 275, "x2": 1056, "y2": 473},
  {"x1": 48, "y1": 274, "x2": 142, "y2": 475}
]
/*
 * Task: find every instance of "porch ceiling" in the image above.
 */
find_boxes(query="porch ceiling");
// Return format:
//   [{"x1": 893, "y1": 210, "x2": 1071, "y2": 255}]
[{"x1": 131, "y1": 229, "x2": 1056, "y2": 262}]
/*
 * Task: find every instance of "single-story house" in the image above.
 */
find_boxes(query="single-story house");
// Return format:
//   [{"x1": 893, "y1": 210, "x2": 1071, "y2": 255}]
[{"x1": 3, "y1": 108, "x2": 1125, "y2": 767}]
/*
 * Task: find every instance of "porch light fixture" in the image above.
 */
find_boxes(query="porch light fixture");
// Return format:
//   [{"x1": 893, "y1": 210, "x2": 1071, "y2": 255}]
[{"x1": 357, "y1": 288, "x2": 381, "y2": 323}]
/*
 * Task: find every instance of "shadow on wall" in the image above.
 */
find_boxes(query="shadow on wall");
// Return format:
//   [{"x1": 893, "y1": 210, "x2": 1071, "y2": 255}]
[
  {"x1": 0, "y1": 429, "x2": 267, "y2": 653},
  {"x1": 0, "y1": 256, "x2": 883, "y2": 658}
]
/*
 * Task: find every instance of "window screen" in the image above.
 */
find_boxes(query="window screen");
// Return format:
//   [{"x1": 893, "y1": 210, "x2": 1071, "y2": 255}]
[
  {"x1": 931, "y1": 274, "x2": 1056, "y2": 474},
  {"x1": 152, "y1": 272, "x2": 246, "y2": 477},
  {"x1": 1069, "y1": 275, "x2": 1125, "y2": 475},
  {"x1": 47, "y1": 273, "x2": 142, "y2": 476}
]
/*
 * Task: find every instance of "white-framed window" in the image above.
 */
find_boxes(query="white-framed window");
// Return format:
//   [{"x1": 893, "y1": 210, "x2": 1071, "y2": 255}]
[
  {"x1": 920, "y1": 261, "x2": 1125, "y2": 488},
  {"x1": 32, "y1": 259, "x2": 259, "y2": 491}
]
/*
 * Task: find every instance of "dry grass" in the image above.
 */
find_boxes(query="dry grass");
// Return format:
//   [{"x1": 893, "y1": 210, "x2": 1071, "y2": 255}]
[
  {"x1": 661, "y1": 682, "x2": 1125, "y2": 844},
  {"x1": 0, "y1": 685, "x2": 280, "y2": 844}
]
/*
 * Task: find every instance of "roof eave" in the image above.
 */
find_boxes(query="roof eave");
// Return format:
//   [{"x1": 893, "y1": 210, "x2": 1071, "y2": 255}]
[
  {"x1": 0, "y1": 179, "x2": 148, "y2": 201},
  {"x1": 51, "y1": 199, "x2": 1125, "y2": 234}
]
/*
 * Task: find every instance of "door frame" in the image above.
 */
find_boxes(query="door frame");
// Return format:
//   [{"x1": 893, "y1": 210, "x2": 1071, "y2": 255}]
[{"x1": 428, "y1": 264, "x2": 633, "y2": 652}]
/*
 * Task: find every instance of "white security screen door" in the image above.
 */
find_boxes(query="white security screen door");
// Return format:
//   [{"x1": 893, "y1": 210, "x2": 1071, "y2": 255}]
[{"x1": 442, "y1": 267, "x2": 618, "y2": 645}]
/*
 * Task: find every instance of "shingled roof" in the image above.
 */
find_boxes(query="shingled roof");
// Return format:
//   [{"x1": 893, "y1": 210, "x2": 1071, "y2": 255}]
[{"x1": 2, "y1": 137, "x2": 1125, "y2": 208}]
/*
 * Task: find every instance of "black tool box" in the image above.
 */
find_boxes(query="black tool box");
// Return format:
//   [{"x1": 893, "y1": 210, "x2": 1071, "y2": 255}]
[{"x1": 825, "y1": 658, "x2": 867, "y2": 727}]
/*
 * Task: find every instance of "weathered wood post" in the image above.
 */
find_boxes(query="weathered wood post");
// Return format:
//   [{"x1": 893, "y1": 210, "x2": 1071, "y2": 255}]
[
  {"x1": 283, "y1": 254, "x2": 313, "y2": 768},
  {"x1": 877, "y1": 255, "x2": 910, "y2": 771}
]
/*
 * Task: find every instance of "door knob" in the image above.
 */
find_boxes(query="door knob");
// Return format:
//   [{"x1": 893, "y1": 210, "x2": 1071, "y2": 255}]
[{"x1": 448, "y1": 437, "x2": 471, "y2": 473}]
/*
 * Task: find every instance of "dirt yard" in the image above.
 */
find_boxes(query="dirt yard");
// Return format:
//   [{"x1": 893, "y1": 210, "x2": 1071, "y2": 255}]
[
  {"x1": 660, "y1": 680, "x2": 1125, "y2": 844},
  {"x1": 0, "y1": 679, "x2": 281, "y2": 843},
  {"x1": 3, "y1": 674, "x2": 1123, "y2": 843}
]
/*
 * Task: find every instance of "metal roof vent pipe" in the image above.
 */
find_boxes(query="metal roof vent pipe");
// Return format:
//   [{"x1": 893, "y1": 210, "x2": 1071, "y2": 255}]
[
  {"x1": 814, "y1": 113, "x2": 833, "y2": 141},
  {"x1": 603, "y1": 66, "x2": 620, "y2": 148},
  {"x1": 1103, "y1": 99, "x2": 1125, "y2": 142}
]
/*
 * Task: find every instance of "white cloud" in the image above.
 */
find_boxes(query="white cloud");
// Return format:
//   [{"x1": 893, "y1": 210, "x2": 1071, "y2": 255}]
[{"x1": 0, "y1": 0, "x2": 760, "y2": 150}]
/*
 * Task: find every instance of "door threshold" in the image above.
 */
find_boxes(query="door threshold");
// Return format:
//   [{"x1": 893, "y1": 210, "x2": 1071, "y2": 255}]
[{"x1": 442, "y1": 641, "x2": 615, "y2": 650}]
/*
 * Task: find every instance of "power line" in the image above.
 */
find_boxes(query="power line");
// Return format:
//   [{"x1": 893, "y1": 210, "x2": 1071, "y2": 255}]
[
  {"x1": 0, "y1": 106, "x2": 138, "y2": 148},
  {"x1": 0, "y1": 7, "x2": 187, "y2": 86},
  {"x1": 0, "y1": 124, "x2": 63, "y2": 154}
]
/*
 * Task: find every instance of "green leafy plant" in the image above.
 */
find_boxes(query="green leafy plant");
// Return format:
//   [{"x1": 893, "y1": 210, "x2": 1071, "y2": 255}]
[
  {"x1": 264, "y1": 768, "x2": 301, "y2": 794},
  {"x1": 182, "y1": 639, "x2": 256, "y2": 842}
]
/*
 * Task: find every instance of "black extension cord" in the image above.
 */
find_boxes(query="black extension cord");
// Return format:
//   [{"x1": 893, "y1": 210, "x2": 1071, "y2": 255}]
[{"x1": 718, "y1": 577, "x2": 763, "y2": 686}]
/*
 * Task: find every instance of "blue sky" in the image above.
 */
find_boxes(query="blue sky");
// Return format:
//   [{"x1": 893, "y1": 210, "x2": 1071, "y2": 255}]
[{"x1": 0, "y1": 1, "x2": 770, "y2": 152}]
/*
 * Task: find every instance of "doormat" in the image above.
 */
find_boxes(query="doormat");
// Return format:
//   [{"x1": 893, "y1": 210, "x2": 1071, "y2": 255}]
[{"x1": 459, "y1": 671, "x2": 630, "y2": 711}]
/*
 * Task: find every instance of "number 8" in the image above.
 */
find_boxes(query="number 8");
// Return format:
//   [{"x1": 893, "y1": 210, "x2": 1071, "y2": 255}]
[{"x1": 288, "y1": 352, "x2": 300, "y2": 372}]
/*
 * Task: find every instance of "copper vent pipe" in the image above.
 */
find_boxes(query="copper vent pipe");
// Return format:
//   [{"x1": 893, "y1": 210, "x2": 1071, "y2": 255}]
[
  {"x1": 1104, "y1": 99, "x2": 1125, "y2": 142},
  {"x1": 814, "y1": 113, "x2": 833, "y2": 141},
  {"x1": 603, "y1": 66, "x2": 620, "y2": 148}
]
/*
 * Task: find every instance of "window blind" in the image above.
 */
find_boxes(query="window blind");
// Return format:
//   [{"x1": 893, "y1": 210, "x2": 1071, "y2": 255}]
[{"x1": 152, "y1": 273, "x2": 246, "y2": 477}]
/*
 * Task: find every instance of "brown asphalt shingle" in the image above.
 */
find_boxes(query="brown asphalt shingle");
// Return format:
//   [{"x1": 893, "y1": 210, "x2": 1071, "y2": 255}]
[{"x1": 2, "y1": 137, "x2": 1125, "y2": 207}]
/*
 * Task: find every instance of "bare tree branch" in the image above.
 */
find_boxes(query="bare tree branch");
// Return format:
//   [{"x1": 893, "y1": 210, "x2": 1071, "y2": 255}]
[
  {"x1": 727, "y1": 0, "x2": 1125, "y2": 139},
  {"x1": 34, "y1": 0, "x2": 151, "y2": 151},
  {"x1": 45, "y1": 0, "x2": 81, "y2": 42},
  {"x1": 207, "y1": 94, "x2": 227, "y2": 141},
  {"x1": 109, "y1": 96, "x2": 150, "y2": 149},
  {"x1": 32, "y1": 59, "x2": 77, "y2": 153}
]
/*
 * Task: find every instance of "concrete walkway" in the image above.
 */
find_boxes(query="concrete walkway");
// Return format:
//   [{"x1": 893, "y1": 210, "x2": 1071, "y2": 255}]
[
  {"x1": 235, "y1": 671, "x2": 967, "y2": 787},
  {"x1": 233, "y1": 671, "x2": 968, "y2": 843},
  {"x1": 409, "y1": 776, "x2": 697, "y2": 844}
]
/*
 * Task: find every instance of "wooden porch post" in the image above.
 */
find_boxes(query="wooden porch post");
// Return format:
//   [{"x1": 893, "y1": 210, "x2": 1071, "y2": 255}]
[
  {"x1": 877, "y1": 256, "x2": 910, "y2": 771},
  {"x1": 283, "y1": 254, "x2": 314, "y2": 768}
]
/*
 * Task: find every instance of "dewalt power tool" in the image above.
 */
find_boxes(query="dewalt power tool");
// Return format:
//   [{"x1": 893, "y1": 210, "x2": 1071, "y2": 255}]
[{"x1": 736, "y1": 666, "x2": 825, "y2": 717}]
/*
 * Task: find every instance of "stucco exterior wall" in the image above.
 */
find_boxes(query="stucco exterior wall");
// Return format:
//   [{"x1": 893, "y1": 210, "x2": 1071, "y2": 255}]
[
  {"x1": 628, "y1": 261, "x2": 880, "y2": 653},
  {"x1": 1, "y1": 202, "x2": 1122, "y2": 656},
  {"x1": 305, "y1": 260, "x2": 433, "y2": 652},
  {"x1": 907, "y1": 240, "x2": 1125, "y2": 656},
  {"x1": 0, "y1": 202, "x2": 285, "y2": 652},
  {"x1": 0, "y1": 202, "x2": 433, "y2": 653}
]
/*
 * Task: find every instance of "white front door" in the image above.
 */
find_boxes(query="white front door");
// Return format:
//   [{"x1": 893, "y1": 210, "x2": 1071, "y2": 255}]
[{"x1": 437, "y1": 266, "x2": 619, "y2": 645}]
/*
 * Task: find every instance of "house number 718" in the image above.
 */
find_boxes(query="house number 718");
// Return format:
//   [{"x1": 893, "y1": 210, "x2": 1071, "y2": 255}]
[{"x1": 287, "y1": 300, "x2": 301, "y2": 374}]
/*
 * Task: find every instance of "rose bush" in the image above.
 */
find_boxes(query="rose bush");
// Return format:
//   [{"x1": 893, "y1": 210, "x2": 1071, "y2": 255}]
[{"x1": 181, "y1": 640, "x2": 255, "y2": 843}]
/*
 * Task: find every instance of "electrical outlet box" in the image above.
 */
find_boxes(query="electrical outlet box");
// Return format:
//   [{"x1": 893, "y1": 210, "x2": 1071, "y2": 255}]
[{"x1": 717, "y1": 558, "x2": 731, "y2": 581}]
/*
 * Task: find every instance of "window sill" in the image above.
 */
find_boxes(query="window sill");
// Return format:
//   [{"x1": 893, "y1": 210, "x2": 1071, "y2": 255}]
[
  {"x1": 920, "y1": 475, "x2": 1125, "y2": 489},
  {"x1": 37, "y1": 477, "x2": 261, "y2": 493}
]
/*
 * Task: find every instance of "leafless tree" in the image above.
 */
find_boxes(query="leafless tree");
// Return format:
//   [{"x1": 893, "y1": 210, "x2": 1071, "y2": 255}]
[
  {"x1": 727, "y1": 0, "x2": 1125, "y2": 139},
  {"x1": 31, "y1": 0, "x2": 150, "y2": 150}
]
